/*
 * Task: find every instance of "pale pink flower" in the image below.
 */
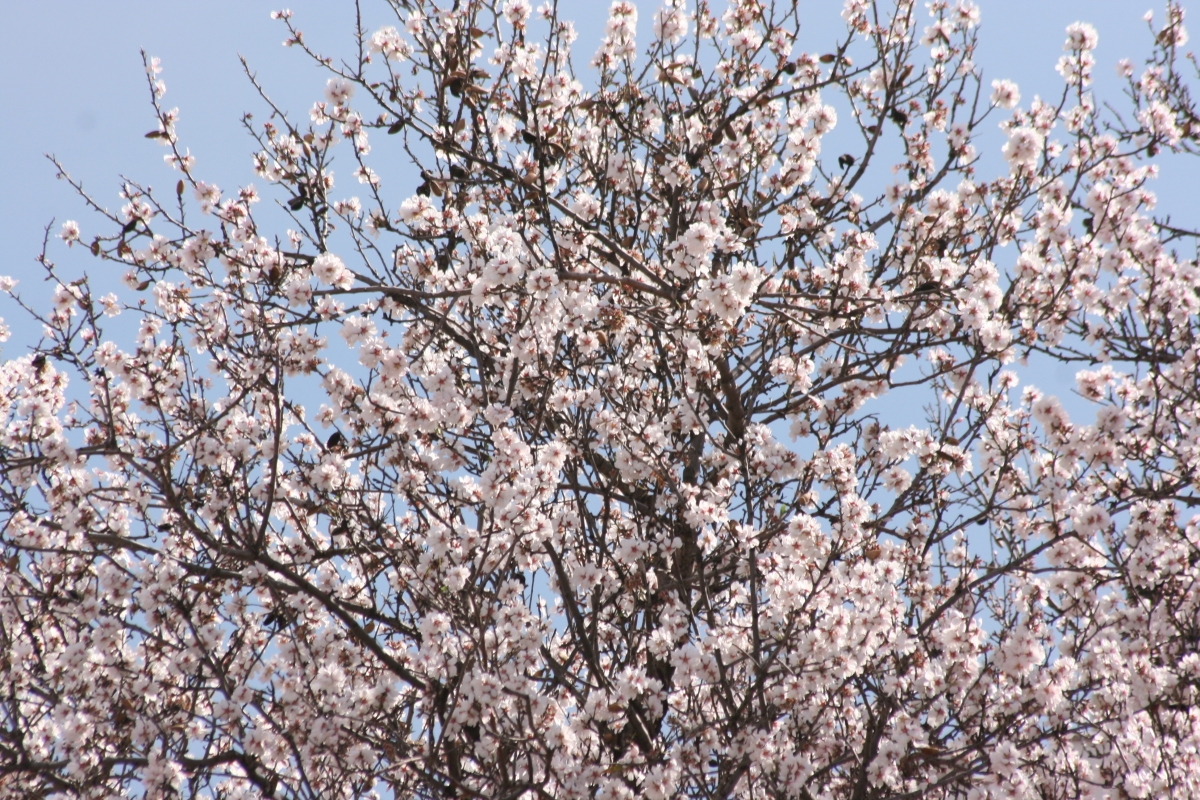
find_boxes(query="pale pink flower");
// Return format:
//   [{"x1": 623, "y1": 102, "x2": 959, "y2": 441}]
[
  {"x1": 990, "y1": 79, "x2": 1020, "y2": 109},
  {"x1": 368, "y1": 26, "x2": 412, "y2": 61},
  {"x1": 313, "y1": 252, "x2": 354, "y2": 289},
  {"x1": 653, "y1": 2, "x2": 688, "y2": 44},
  {"x1": 503, "y1": 0, "x2": 532, "y2": 27},
  {"x1": 1063, "y1": 21, "x2": 1098, "y2": 51},
  {"x1": 58, "y1": 220, "x2": 80, "y2": 246},
  {"x1": 324, "y1": 77, "x2": 355, "y2": 105},
  {"x1": 1002, "y1": 126, "x2": 1044, "y2": 170},
  {"x1": 682, "y1": 221, "x2": 716, "y2": 258}
]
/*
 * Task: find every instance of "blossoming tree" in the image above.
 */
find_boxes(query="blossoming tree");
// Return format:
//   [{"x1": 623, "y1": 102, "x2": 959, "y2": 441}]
[{"x1": 3, "y1": 0, "x2": 1199, "y2": 797}]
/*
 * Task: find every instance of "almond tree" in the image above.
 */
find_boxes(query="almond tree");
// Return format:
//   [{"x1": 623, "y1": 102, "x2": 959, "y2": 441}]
[{"x1": 2, "y1": 1, "x2": 1199, "y2": 798}]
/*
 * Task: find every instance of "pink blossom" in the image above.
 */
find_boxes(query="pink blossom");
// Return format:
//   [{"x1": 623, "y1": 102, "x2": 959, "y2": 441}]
[
  {"x1": 1002, "y1": 125, "x2": 1044, "y2": 170},
  {"x1": 324, "y1": 77, "x2": 355, "y2": 105},
  {"x1": 990, "y1": 78, "x2": 1020, "y2": 109},
  {"x1": 313, "y1": 252, "x2": 354, "y2": 289},
  {"x1": 58, "y1": 220, "x2": 80, "y2": 246}
]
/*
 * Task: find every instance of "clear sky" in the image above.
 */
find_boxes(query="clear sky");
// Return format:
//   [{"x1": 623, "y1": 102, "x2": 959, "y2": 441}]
[{"x1": 2, "y1": 0, "x2": 1193, "y2": 364}]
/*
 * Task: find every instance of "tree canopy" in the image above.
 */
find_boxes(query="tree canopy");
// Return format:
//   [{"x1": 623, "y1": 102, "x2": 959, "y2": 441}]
[{"x1": 3, "y1": 1, "x2": 1200, "y2": 798}]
